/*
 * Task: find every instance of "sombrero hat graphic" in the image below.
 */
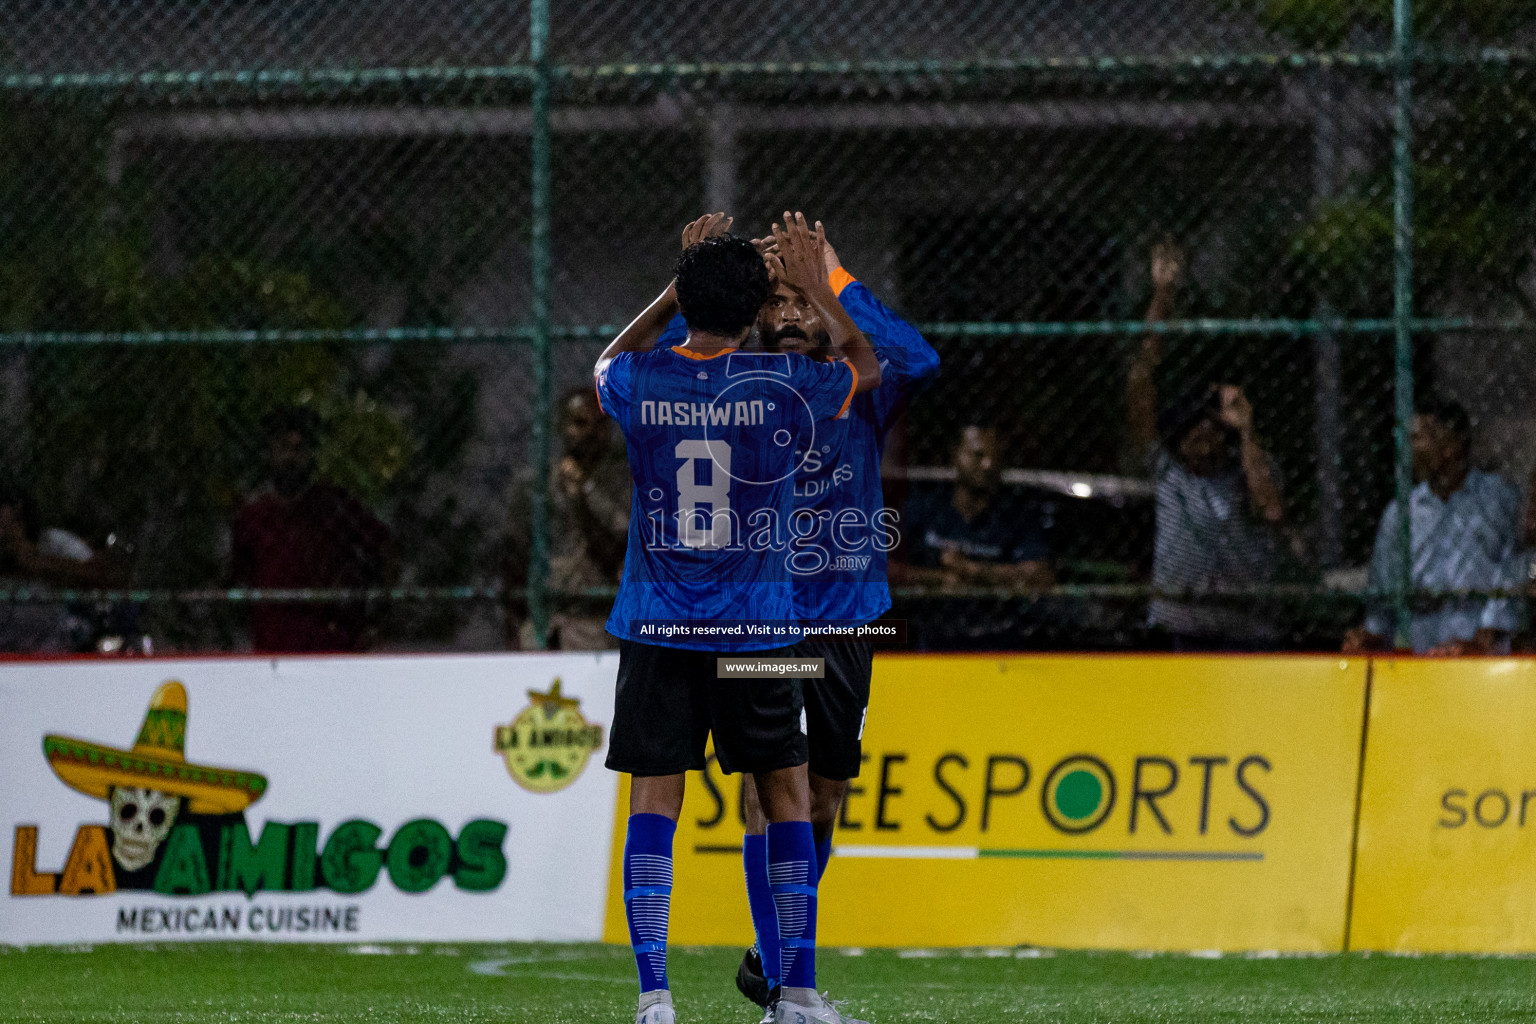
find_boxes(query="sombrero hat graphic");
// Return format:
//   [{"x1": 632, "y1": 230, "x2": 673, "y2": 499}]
[{"x1": 43, "y1": 680, "x2": 267, "y2": 815}]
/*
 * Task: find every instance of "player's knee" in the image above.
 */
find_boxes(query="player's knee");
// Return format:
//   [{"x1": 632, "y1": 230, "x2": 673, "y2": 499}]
[
  {"x1": 810, "y1": 779, "x2": 848, "y2": 830},
  {"x1": 742, "y1": 780, "x2": 769, "y2": 834},
  {"x1": 629, "y1": 773, "x2": 686, "y2": 819}
]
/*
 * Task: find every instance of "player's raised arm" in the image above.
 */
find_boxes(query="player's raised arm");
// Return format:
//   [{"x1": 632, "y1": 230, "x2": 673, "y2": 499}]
[
  {"x1": 772, "y1": 211, "x2": 881, "y2": 394},
  {"x1": 815, "y1": 226, "x2": 940, "y2": 420},
  {"x1": 594, "y1": 212, "x2": 732, "y2": 376}
]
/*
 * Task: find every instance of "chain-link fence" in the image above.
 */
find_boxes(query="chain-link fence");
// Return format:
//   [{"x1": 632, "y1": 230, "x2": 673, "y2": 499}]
[{"x1": 0, "y1": 0, "x2": 1531, "y2": 654}]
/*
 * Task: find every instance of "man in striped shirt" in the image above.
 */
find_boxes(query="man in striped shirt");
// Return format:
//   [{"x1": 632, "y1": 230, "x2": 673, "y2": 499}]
[{"x1": 1126, "y1": 242, "x2": 1288, "y2": 650}]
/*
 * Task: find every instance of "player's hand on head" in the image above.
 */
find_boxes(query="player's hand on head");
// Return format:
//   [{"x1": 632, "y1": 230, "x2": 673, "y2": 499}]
[
  {"x1": 680, "y1": 212, "x2": 732, "y2": 249},
  {"x1": 763, "y1": 249, "x2": 786, "y2": 286},
  {"x1": 752, "y1": 235, "x2": 786, "y2": 282},
  {"x1": 772, "y1": 211, "x2": 827, "y2": 294}
]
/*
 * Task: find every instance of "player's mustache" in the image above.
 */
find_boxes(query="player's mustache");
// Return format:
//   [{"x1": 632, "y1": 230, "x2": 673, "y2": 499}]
[{"x1": 773, "y1": 325, "x2": 809, "y2": 340}]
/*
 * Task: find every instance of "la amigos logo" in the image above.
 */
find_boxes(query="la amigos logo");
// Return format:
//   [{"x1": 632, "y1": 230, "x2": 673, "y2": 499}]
[
  {"x1": 494, "y1": 678, "x2": 604, "y2": 794},
  {"x1": 10, "y1": 681, "x2": 508, "y2": 898}
]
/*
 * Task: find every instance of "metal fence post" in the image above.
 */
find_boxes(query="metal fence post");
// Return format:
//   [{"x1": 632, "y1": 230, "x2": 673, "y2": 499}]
[
  {"x1": 1392, "y1": 0, "x2": 1416, "y2": 648},
  {"x1": 528, "y1": 0, "x2": 553, "y2": 648},
  {"x1": 1312, "y1": 68, "x2": 1345, "y2": 570}
]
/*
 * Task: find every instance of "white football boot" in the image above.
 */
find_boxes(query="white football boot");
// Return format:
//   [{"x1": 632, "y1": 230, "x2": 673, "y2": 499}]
[
  {"x1": 635, "y1": 990, "x2": 676, "y2": 1024},
  {"x1": 772, "y1": 989, "x2": 868, "y2": 1024}
]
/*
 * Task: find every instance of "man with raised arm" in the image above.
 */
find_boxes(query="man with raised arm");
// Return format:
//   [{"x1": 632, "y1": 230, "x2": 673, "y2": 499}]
[
  {"x1": 596, "y1": 212, "x2": 879, "y2": 1024},
  {"x1": 1126, "y1": 241, "x2": 1288, "y2": 650}
]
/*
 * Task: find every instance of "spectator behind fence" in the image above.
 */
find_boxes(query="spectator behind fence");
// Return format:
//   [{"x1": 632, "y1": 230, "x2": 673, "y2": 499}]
[
  {"x1": 900, "y1": 424, "x2": 1054, "y2": 648},
  {"x1": 231, "y1": 406, "x2": 390, "y2": 653},
  {"x1": 1344, "y1": 398, "x2": 1524, "y2": 656},
  {"x1": 0, "y1": 476, "x2": 118, "y2": 652},
  {"x1": 509, "y1": 387, "x2": 631, "y2": 650},
  {"x1": 1127, "y1": 242, "x2": 1287, "y2": 651}
]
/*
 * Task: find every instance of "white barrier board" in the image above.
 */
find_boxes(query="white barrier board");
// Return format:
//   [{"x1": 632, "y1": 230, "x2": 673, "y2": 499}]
[{"x1": 1, "y1": 653, "x2": 618, "y2": 944}]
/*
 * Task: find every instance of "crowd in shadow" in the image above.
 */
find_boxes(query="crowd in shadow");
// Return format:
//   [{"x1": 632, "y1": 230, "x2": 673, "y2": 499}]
[{"x1": 6, "y1": 243, "x2": 1531, "y2": 657}]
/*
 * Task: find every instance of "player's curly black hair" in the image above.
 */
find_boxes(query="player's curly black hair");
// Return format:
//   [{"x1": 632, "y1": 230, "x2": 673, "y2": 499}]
[{"x1": 674, "y1": 235, "x2": 771, "y2": 337}]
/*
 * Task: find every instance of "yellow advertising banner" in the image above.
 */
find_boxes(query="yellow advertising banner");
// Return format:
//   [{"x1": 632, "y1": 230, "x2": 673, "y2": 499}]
[
  {"x1": 1351, "y1": 658, "x2": 1536, "y2": 953},
  {"x1": 603, "y1": 654, "x2": 1367, "y2": 951}
]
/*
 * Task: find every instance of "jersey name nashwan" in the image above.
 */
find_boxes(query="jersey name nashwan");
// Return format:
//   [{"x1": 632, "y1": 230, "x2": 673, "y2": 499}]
[{"x1": 640, "y1": 400, "x2": 765, "y2": 426}]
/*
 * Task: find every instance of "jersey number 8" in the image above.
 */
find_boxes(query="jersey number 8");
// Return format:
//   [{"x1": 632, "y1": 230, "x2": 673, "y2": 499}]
[{"x1": 675, "y1": 439, "x2": 732, "y2": 550}]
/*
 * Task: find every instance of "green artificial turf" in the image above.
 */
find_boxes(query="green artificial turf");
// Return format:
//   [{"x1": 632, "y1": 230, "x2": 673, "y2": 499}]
[{"x1": 2, "y1": 942, "x2": 1535, "y2": 1023}]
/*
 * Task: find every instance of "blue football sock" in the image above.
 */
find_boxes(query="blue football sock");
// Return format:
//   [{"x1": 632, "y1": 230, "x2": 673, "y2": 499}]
[
  {"x1": 623, "y1": 813, "x2": 676, "y2": 994},
  {"x1": 815, "y1": 835, "x2": 833, "y2": 884},
  {"x1": 767, "y1": 821, "x2": 818, "y2": 991},
  {"x1": 743, "y1": 833, "x2": 782, "y2": 988}
]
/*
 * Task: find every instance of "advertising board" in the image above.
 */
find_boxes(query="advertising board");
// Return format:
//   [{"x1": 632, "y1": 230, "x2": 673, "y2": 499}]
[
  {"x1": 604, "y1": 654, "x2": 1369, "y2": 951},
  {"x1": 2, "y1": 653, "x2": 618, "y2": 944},
  {"x1": 1351, "y1": 658, "x2": 1536, "y2": 952}
]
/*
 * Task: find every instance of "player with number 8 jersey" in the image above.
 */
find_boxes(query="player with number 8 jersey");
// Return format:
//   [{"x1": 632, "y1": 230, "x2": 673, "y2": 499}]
[
  {"x1": 597, "y1": 342, "x2": 857, "y2": 647},
  {"x1": 595, "y1": 212, "x2": 880, "y2": 1024}
]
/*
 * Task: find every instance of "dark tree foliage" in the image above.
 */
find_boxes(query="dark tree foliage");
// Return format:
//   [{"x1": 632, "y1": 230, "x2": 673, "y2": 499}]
[{"x1": 0, "y1": 101, "x2": 487, "y2": 646}]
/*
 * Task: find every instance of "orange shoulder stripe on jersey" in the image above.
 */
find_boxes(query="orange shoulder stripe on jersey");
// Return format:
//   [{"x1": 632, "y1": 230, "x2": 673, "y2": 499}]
[
  {"x1": 829, "y1": 267, "x2": 857, "y2": 297},
  {"x1": 836, "y1": 359, "x2": 859, "y2": 418},
  {"x1": 670, "y1": 345, "x2": 737, "y2": 360},
  {"x1": 593, "y1": 380, "x2": 607, "y2": 416}
]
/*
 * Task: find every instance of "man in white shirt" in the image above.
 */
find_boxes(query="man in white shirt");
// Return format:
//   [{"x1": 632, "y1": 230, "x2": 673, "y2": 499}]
[{"x1": 1344, "y1": 398, "x2": 1525, "y2": 655}]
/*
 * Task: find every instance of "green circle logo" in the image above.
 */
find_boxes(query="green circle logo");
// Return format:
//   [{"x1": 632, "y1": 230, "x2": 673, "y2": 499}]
[
  {"x1": 1055, "y1": 769, "x2": 1103, "y2": 820},
  {"x1": 1041, "y1": 755, "x2": 1116, "y2": 834}
]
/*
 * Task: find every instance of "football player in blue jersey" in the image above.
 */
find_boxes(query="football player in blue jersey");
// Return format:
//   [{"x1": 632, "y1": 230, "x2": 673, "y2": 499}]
[
  {"x1": 596, "y1": 212, "x2": 881, "y2": 1024},
  {"x1": 735, "y1": 231, "x2": 939, "y2": 1010},
  {"x1": 648, "y1": 223, "x2": 940, "y2": 1013}
]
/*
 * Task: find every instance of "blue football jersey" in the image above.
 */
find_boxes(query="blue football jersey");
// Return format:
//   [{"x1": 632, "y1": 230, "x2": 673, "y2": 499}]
[
  {"x1": 657, "y1": 271, "x2": 939, "y2": 628},
  {"x1": 798, "y1": 273, "x2": 940, "y2": 624},
  {"x1": 596, "y1": 344, "x2": 858, "y2": 650}
]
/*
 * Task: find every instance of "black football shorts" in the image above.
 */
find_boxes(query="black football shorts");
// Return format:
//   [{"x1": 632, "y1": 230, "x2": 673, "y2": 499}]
[
  {"x1": 606, "y1": 638, "x2": 809, "y2": 777},
  {"x1": 789, "y1": 636, "x2": 874, "y2": 781}
]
